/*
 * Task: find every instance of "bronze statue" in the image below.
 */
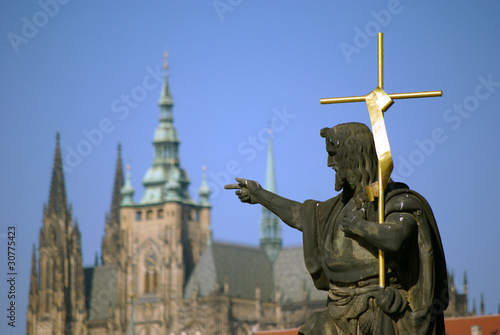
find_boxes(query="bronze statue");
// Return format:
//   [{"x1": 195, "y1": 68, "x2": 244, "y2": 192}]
[{"x1": 225, "y1": 122, "x2": 448, "y2": 335}]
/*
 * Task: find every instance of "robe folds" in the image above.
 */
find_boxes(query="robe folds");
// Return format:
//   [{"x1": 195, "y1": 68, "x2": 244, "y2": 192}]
[{"x1": 299, "y1": 182, "x2": 448, "y2": 335}]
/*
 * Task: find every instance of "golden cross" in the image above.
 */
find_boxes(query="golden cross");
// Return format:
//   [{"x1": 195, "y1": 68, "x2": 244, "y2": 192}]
[
  {"x1": 163, "y1": 50, "x2": 169, "y2": 70},
  {"x1": 320, "y1": 33, "x2": 442, "y2": 288}
]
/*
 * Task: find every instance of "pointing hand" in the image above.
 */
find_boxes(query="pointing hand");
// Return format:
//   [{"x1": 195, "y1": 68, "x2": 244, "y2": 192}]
[{"x1": 224, "y1": 177, "x2": 261, "y2": 204}]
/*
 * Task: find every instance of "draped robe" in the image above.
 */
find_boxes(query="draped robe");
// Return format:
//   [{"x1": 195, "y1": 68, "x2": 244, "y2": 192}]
[{"x1": 299, "y1": 183, "x2": 448, "y2": 335}]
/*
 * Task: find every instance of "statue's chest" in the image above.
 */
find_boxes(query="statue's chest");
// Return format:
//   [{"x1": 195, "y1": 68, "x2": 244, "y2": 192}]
[{"x1": 328, "y1": 200, "x2": 377, "y2": 261}]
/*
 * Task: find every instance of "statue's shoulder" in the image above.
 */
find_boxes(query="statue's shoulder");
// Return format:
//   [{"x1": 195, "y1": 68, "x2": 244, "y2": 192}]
[
  {"x1": 302, "y1": 195, "x2": 342, "y2": 222},
  {"x1": 385, "y1": 182, "x2": 430, "y2": 215},
  {"x1": 304, "y1": 194, "x2": 341, "y2": 209}
]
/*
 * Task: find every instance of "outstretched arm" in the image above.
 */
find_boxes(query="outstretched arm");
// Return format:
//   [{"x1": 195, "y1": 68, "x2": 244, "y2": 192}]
[{"x1": 224, "y1": 177, "x2": 303, "y2": 231}]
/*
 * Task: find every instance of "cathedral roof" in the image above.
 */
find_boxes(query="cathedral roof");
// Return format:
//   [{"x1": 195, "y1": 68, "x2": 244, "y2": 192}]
[
  {"x1": 184, "y1": 242, "x2": 327, "y2": 304},
  {"x1": 184, "y1": 242, "x2": 275, "y2": 302},
  {"x1": 84, "y1": 265, "x2": 118, "y2": 321},
  {"x1": 273, "y1": 247, "x2": 327, "y2": 303}
]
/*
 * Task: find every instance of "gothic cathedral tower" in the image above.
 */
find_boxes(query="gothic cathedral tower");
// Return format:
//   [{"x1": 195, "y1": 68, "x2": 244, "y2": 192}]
[
  {"x1": 106, "y1": 58, "x2": 212, "y2": 334},
  {"x1": 27, "y1": 134, "x2": 86, "y2": 335}
]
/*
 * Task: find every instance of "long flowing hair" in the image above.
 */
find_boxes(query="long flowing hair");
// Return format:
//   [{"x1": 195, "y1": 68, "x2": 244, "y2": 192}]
[{"x1": 320, "y1": 123, "x2": 378, "y2": 208}]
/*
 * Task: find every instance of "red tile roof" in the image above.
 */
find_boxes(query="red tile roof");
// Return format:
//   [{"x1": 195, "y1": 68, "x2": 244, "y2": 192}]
[
  {"x1": 254, "y1": 315, "x2": 500, "y2": 335},
  {"x1": 445, "y1": 315, "x2": 500, "y2": 335}
]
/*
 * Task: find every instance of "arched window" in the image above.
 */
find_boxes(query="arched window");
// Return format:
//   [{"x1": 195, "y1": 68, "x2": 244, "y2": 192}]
[
  {"x1": 145, "y1": 272, "x2": 150, "y2": 293},
  {"x1": 157, "y1": 209, "x2": 164, "y2": 219},
  {"x1": 136, "y1": 211, "x2": 142, "y2": 221},
  {"x1": 45, "y1": 257, "x2": 55, "y2": 313},
  {"x1": 144, "y1": 248, "x2": 158, "y2": 294},
  {"x1": 146, "y1": 210, "x2": 153, "y2": 220},
  {"x1": 50, "y1": 226, "x2": 57, "y2": 242},
  {"x1": 46, "y1": 258, "x2": 53, "y2": 289}
]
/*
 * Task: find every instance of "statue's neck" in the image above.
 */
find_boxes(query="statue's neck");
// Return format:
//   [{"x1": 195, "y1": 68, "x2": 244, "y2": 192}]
[{"x1": 341, "y1": 184, "x2": 356, "y2": 204}]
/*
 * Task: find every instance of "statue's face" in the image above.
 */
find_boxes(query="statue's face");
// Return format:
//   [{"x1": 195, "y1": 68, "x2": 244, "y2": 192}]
[
  {"x1": 325, "y1": 139, "x2": 338, "y2": 171},
  {"x1": 325, "y1": 138, "x2": 346, "y2": 192}
]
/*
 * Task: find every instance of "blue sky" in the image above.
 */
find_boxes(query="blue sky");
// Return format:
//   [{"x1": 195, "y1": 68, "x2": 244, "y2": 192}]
[{"x1": 1, "y1": 1, "x2": 500, "y2": 332}]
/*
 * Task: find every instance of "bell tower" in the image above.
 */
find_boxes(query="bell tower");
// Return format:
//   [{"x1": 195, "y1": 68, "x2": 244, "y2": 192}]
[{"x1": 114, "y1": 53, "x2": 212, "y2": 333}]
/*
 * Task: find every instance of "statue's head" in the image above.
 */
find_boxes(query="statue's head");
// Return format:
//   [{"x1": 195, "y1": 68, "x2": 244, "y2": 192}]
[{"x1": 320, "y1": 122, "x2": 377, "y2": 207}]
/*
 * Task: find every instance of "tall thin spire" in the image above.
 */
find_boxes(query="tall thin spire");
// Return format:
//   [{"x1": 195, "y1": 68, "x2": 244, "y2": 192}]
[
  {"x1": 47, "y1": 133, "x2": 67, "y2": 215},
  {"x1": 102, "y1": 144, "x2": 125, "y2": 265},
  {"x1": 102, "y1": 144, "x2": 125, "y2": 266},
  {"x1": 110, "y1": 143, "x2": 124, "y2": 224},
  {"x1": 265, "y1": 128, "x2": 276, "y2": 193},
  {"x1": 159, "y1": 51, "x2": 174, "y2": 108},
  {"x1": 260, "y1": 127, "x2": 282, "y2": 262},
  {"x1": 121, "y1": 164, "x2": 135, "y2": 206},
  {"x1": 198, "y1": 165, "x2": 211, "y2": 207},
  {"x1": 29, "y1": 244, "x2": 37, "y2": 301},
  {"x1": 463, "y1": 271, "x2": 468, "y2": 295},
  {"x1": 140, "y1": 52, "x2": 192, "y2": 205}
]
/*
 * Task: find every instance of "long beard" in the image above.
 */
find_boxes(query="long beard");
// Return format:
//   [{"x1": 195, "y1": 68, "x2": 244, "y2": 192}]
[
  {"x1": 335, "y1": 168, "x2": 367, "y2": 209},
  {"x1": 335, "y1": 169, "x2": 357, "y2": 192},
  {"x1": 334, "y1": 170, "x2": 347, "y2": 192}
]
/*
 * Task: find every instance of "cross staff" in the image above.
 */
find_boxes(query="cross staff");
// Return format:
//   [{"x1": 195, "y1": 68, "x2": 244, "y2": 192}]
[{"x1": 320, "y1": 33, "x2": 442, "y2": 288}]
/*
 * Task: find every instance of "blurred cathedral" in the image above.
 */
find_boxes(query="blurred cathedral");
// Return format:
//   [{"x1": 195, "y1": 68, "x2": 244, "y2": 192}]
[
  {"x1": 26, "y1": 58, "x2": 472, "y2": 335},
  {"x1": 26, "y1": 59, "x2": 326, "y2": 335}
]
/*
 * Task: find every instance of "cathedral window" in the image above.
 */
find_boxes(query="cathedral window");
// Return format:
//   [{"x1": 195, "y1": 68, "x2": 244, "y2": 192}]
[
  {"x1": 146, "y1": 210, "x2": 153, "y2": 220},
  {"x1": 144, "y1": 248, "x2": 158, "y2": 293},
  {"x1": 44, "y1": 257, "x2": 54, "y2": 313},
  {"x1": 136, "y1": 211, "x2": 142, "y2": 221},
  {"x1": 50, "y1": 226, "x2": 56, "y2": 242},
  {"x1": 157, "y1": 209, "x2": 164, "y2": 219},
  {"x1": 46, "y1": 258, "x2": 53, "y2": 289},
  {"x1": 145, "y1": 272, "x2": 150, "y2": 292}
]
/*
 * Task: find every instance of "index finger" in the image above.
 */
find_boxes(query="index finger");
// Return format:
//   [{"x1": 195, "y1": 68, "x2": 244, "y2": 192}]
[{"x1": 224, "y1": 183, "x2": 242, "y2": 190}]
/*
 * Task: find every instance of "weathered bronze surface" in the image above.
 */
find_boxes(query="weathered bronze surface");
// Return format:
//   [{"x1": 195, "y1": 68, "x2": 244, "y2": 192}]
[
  {"x1": 225, "y1": 123, "x2": 448, "y2": 334},
  {"x1": 321, "y1": 33, "x2": 442, "y2": 288}
]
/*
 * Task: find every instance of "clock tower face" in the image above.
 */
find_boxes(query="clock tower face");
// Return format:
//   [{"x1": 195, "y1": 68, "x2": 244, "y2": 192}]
[{"x1": 144, "y1": 248, "x2": 157, "y2": 271}]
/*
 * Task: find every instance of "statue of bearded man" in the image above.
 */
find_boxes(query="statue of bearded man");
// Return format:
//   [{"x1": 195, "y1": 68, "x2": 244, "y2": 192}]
[{"x1": 225, "y1": 122, "x2": 448, "y2": 335}]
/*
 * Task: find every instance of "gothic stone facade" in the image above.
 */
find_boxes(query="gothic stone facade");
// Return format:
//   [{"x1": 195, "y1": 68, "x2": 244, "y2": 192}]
[{"x1": 27, "y1": 68, "x2": 326, "y2": 335}]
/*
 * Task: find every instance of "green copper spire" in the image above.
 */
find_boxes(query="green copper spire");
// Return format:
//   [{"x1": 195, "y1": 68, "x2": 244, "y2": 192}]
[
  {"x1": 260, "y1": 128, "x2": 282, "y2": 262},
  {"x1": 164, "y1": 164, "x2": 182, "y2": 202},
  {"x1": 198, "y1": 165, "x2": 211, "y2": 207},
  {"x1": 121, "y1": 164, "x2": 135, "y2": 206},
  {"x1": 159, "y1": 51, "x2": 173, "y2": 107},
  {"x1": 265, "y1": 129, "x2": 276, "y2": 193},
  {"x1": 140, "y1": 53, "x2": 192, "y2": 205}
]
